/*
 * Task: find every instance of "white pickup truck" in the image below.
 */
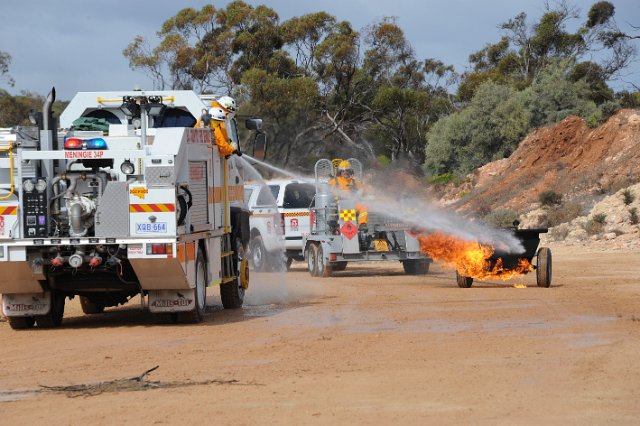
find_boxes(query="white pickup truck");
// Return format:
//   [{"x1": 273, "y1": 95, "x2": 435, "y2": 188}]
[{"x1": 244, "y1": 179, "x2": 315, "y2": 270}]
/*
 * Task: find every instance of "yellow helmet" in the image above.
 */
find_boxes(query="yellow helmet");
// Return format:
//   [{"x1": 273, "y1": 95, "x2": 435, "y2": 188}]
[{"x1": 337, "y1": 160, "x2": 353, "y2": 175}]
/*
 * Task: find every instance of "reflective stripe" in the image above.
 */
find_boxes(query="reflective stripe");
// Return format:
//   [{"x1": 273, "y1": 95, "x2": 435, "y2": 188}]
[
  {"x1": 129, "y1": 204, "x2": 175, "y2": 213},
  {"x1": 283, "y1": 211, "x2": 310, "y2": 217},
  {"x1": 0, "y1": 206, "x2": 17, "y2": 215}
]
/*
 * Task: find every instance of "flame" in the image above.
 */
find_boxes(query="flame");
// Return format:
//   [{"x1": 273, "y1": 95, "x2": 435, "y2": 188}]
[{"x1": 417, "y1": 232, "x2": 533, "y2": 280}]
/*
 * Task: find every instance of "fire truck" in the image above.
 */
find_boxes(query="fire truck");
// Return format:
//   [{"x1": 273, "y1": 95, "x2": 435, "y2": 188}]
[{"x1": 0, "y1": 88, "x2": 265, "y2": 329}]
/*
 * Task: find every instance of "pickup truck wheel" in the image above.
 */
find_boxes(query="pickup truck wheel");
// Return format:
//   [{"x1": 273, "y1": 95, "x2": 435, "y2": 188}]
[
  {"x1": 35, "y1": 291, "x2": 65, "y2": 328},
  {"x1": 7, "y1": 316, "x2": 35, "y2": 330},
  {"x1": 249, "y1": 236, "x2": 267, "y2": 272},
  {"x1": 80, "y1": 296, "x2": 105, "y2": 314},
  {"x1": 179, "y1": 250, "x2": 207, "y2": 322},
  {"x1": 316, "y1": 245, "x2": 333, "y2": 278}
]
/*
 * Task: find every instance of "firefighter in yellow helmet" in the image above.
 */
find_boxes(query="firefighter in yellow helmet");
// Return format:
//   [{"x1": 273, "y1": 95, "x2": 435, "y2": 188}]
[
  {"x1": 194, "y1": 96, "x2": 240, "y2": 158},
  {"x1": 329, "y1": 160, "x2": 369, "y2": 230},
  {"x1": 208, "y1": 107, "x2": 235, "y2": 157}
]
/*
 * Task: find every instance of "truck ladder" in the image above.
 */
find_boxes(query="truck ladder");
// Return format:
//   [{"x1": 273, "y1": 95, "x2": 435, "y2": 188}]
[{"x1": 220, "y1": 233, "x2": 236, "y2": 284}]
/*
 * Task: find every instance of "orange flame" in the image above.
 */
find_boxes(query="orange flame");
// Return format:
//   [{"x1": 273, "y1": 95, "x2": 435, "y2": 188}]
[{"x1": 417, "y1": 232, "x2": 533, "y2": 280}]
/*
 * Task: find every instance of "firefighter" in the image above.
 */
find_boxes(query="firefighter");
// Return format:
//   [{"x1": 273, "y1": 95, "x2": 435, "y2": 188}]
[
  {"x1": 329, "y1": 160, "x2": 369, "y2": 230},
  {"x1": 209, "y1": 107, "x2": 236, "y2": 158},
  {"x1": 195, "y1": 96, "x2": 241, "y2": 157}
]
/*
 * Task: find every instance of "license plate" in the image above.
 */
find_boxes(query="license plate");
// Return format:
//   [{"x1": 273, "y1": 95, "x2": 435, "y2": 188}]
[{"x1": 136, "y1": 222, "x2": 167, "y2": 233}]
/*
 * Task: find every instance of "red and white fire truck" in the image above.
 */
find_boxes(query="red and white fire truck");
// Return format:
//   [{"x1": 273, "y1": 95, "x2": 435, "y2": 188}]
[{"x1": 0, "y1": 88, "x2": 265, "y2": 329}]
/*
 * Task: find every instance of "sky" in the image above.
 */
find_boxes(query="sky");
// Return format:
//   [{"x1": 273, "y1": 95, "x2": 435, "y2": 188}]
[{"x1": 1, "y1": 0, "x2": 639, "y2": 100}]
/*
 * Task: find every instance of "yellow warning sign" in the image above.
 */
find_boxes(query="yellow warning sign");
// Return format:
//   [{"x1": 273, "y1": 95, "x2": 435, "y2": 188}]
[
  {"x1": 129, "y1": 187, "x2": 149, "y2": 200},
  {"x1": 339, "y1": 209, "x2": 356, "y2": 221}
]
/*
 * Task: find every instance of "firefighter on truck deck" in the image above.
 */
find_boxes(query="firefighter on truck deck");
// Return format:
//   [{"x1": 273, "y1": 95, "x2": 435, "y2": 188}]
[{"x1": 195, "y1": 96, "x2": 240, "y2": 158}]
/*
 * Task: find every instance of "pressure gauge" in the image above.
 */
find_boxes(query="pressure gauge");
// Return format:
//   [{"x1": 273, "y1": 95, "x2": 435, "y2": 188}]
[
  {"x1": 35, "y1": 179, "x2": 47, "y2": 193},
  {"x1": 23, "y1": 179, "x2": 34, "y2": 192}
]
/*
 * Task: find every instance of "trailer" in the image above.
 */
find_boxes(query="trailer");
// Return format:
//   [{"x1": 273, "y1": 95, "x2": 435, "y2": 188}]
[
  {"x1": 303, "y1": 159, "x2": 431, "y2": 277},
  {"x1": 455, "y1": 228, "x2": 552, "y2": 288},
  {"x1": 0, "y1": 88, "x2": 265, "y2": 329}
]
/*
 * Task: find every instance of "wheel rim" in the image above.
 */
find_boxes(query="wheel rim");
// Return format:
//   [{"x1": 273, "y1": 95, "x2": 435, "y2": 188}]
[{"x1": 252, "y1": 243, "x2": 263, "y2": 268}]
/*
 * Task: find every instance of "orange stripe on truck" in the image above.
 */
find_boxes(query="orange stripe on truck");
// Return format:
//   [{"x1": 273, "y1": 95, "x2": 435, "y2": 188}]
[
  {"x1": 209, "y1": 185, "x2": 244, "y2": 204},
  {"x1": 0, "y1": 206, "x2": 17, "y2": 215},
  {"x1": 129, "y1": 204, "x2": 175, "y2": 213}
]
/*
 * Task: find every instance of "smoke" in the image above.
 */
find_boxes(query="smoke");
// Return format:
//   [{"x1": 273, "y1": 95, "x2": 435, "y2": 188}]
[{"x1": 362, "y1": 170, "x2": 525, "y2": 253}]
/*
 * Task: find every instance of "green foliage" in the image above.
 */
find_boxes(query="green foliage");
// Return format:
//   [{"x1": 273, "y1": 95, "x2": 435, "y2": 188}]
[
  {"x1": 629, "y1": 207, "x2": 638, "y2": 225},
  {"x1": 0, "y1": 50, "x2": 14, "y2": 87},
  {"x1": 425, "y1": 81, "x2": 530, "y2": 174},
  {"x1": 428, "y1": 172, "x2": 456, "y2": 185},
  {"x1": 546, "y1": 201, "x2": 583, "y2": 226},
  {"x1": 483, "y1": 208, "x2": 519, "y2": 228},
  {"x1": 376, "y1": 154, "x2": 391, "y2": 167},
  {"x1": 592, "y1": 213, "x2": 607, "y2": 224},
  {"x1": 583, "y1": 218, "x2": 604, "y2": 235},
  {"x1": 539, "y1": 190, "x2": 563, "y2": 206},
  {"x1": 621, "y1": 189, "x2": 635, "y2": 205}
]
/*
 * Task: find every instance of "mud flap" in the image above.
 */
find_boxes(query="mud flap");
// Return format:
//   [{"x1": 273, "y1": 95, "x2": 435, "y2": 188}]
[
  {"x1": 148, "y1": 289, "x2": 196, "y2": 313},
  {"x1": 2, "y1": 292, "x2": 51, "y2": 317}
]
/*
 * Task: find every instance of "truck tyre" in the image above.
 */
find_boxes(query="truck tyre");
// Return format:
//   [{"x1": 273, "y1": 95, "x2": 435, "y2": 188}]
[
  {"x1": 307, "y1": 243, "x2": 318, "y2": 277},
  {"x1": 221, "y1": 240, "x2": 245, "y2": 309},
  {"x1": 456, "y1": 271, "x2": 473, "y2": 288},
  {"x1": 35, "y1": 291, "x2": 65, "y2": 328},
  {"x1": 536, "y1": 247, "x2": 552, "y2": 288},
  {"x1": 316, "y1": 245, "x2": 333, "y2": 278},
  {"x1": 249, "y1": 235, "x2": 267, "y2": 272},
  {"x1": 179, "y1": 250, "x2": 207, "y2": 323},
  {"x1": 333, "y1": 261, "x2": 348, "y2": 271},
  {"x1": 7, "y1": 316, "x2": 35, "y2": 330},
  {"x1": 80, "y1": 296, "x2": 105, "y2": 314}
]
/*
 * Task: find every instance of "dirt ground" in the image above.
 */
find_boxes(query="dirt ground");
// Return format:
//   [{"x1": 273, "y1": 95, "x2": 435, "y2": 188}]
[{"x1": 1, "y1": 243, "x2": 639, "y2": 425}]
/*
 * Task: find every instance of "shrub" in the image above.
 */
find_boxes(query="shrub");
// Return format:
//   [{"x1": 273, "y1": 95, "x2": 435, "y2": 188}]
[
  {"x1": 592, "y1": 213, "x2": 607, "y2": 224},
  {"x1": 376, "y1": 154, "x2": 391, "y2": 168},
  {"x1": 549, "y1": 224, "x2": 569, "y2": 241},
  {"x1": 546, "y1": 201, "x2": 583, "y2": 226},
  {"x1": 583, "y1": 219, "x2": 604, "y2": 235},
  {"x1": 621, "y1": 189, "x2": 635, "y2": 205},
  {"x1": 629, "y1": 207, "x2": 638, "y2": 225},
  {"x1": 539, "y1": 190, "x2": 563, "y2": 206},
  {"x1": 429, "y1": 172, "x2": 456, "y2": 185},
  {"x1": 484, "y1": 208, "x2": 519, "y2": 228}
]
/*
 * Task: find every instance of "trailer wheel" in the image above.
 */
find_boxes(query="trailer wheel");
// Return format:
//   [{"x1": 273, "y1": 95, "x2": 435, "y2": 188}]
[
  {"x1": 456, "y1": 271, "x2": 473, "y2": 288},
  {"x1": 403, "y1": 259, "x2": 429, "y2": 275},
  {"x1": 249, "y1": 235, "x2": 267, "y2": 272},
  {"x1": 7, "y1": 316, "x2": 35, "y2": 330},
  {"x1": 80, "y1": 296, "x2": 104, "y2": 314},
  {"x1": 221, "y1": 241, "x2": 245, "y2": 309},
  {"x1": 536, "y1": 247, "x2": 552, "y2": 288},
  {"x1": 307, "y1": 243, "x2": 318, "y2": 277},
  {"x1": 316, "y1": 245, "x2": 333, "y2": 278},
  {"x1": 333, "y1": 261, "x2": 348, "y2": 271},
  {"x1": 179, "y1": 250, "x2": 207, "y2": 322},
  {"x1": 35, "y1": 291, "x2": 65, "y2": 328}
]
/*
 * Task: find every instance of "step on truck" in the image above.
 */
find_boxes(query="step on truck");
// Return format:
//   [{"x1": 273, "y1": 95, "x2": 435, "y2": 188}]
[
  {"x1": 303, "y1": 159, "x2": 431, "y2": 277},
  {"x1": 0, "y1": 88, "x2": 266, "y2": 329}
]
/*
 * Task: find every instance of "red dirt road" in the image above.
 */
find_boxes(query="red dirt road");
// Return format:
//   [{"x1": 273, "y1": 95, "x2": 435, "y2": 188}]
[{"x1": 1, "y1": 244, "x2": 639, "y2": 425}]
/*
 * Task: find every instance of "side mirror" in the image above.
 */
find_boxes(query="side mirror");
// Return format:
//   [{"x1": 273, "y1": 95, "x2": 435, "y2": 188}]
[
  {"x1": 253, "y1": 132, "x2": 267, "y2": 161},
  {"x1": 245, "y1": 118, "x2": 263, "y2": 131}
]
